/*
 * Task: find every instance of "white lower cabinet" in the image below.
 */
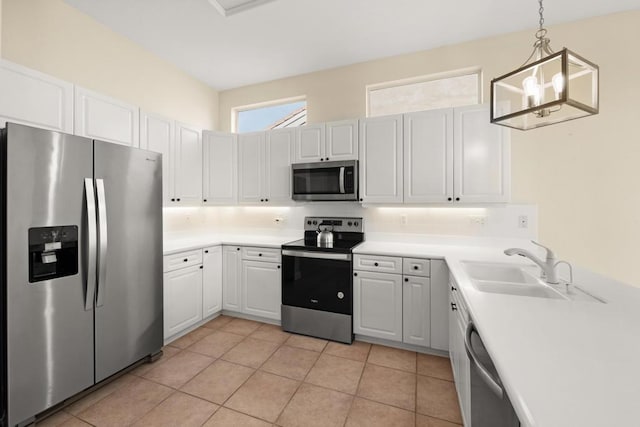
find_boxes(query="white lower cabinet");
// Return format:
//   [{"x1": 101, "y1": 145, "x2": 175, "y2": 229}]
[
  {"x1": 163, "y1": 264, "x2": 203, "y2": 340},
  {"x1": 203, "y1": 246, "x2": 223, "y2": 317},
  {"x1": 354, "y1": 254, "x2": 449, "y2": 351},
  {"x1": 222, "y1": 246, "x2": 242, "y2": 311},
  {"x1": 450, "y1": 277, "x2": 471, "y2": 426},
  {"x1": 242, "y1": 260, "x2": 281, "y2": 320},
  {"x1": 402, "y1": 275, "x2": 430, "y2": 346},
  {"x1": 354, "y1": 270, "x2": 403, "y2": 342},
  {"x1": 163, "y1": 246, "x2": 224, "y2": 341}
]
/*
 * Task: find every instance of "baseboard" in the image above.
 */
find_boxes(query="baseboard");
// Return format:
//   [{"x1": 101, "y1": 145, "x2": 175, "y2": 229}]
[
  {"x1": 221, "y1": 310, "x2": 281, "y2": 326},
  {"x1": 355, "y1": 334, "x2": 450, "y2": 357}
]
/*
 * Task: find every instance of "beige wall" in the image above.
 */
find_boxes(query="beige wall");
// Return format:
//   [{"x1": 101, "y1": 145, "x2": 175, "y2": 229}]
[
  {"x1": 219, "y1": 11, "x2": 640, "y2": 287},
  {"x1": 0, "y1": 0, "x2": 218, "y2": 129}
]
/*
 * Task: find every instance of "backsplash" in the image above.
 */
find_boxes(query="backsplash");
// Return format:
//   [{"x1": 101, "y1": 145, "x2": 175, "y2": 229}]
[{"x1": 163, "y1": 203, "x2": 538, "y2": 240}]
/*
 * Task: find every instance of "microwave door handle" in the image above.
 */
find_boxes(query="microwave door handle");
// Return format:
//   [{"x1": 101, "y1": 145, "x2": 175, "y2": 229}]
[{"x1": 339, "y1": 166, "x2": 346, "y2": 194}]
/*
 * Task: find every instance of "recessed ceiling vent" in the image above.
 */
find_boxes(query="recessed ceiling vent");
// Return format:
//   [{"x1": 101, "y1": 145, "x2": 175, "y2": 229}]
[{"x1": 208, "y1": 0, "x2": 276, "y2": 17}]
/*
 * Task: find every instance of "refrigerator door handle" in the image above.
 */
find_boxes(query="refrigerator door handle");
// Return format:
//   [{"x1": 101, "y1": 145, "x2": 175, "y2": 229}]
[
  {"x1": 96, "y1": 178, "x2": 108, "y2": 307},
  {"x1": 84, "y1": 178, "x2": 98, "y2": 311}
]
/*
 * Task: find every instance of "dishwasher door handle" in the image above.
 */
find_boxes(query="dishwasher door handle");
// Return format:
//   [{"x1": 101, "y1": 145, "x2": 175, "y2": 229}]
[{"x1": 465, "y1": 320, "x2": 504, "y2": 398}]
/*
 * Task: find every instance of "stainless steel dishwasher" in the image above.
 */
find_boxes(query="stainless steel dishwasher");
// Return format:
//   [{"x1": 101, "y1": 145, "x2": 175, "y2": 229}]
[{"x1": 465, "y1": 321, "x2": 521, "y2": 427}]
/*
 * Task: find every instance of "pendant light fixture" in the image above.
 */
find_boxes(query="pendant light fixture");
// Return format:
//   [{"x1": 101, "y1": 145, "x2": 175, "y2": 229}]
[{"x1": 490, "y1": 0, "x2": 599, "y2": 130}]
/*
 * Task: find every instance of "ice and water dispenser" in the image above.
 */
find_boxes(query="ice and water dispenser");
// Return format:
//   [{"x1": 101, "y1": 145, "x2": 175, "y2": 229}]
[{"x1": 28, "y1": 226, "x2": 79, "y2": 283}]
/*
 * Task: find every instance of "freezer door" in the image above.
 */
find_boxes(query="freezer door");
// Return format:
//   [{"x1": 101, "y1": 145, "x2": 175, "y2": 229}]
[
  {"x1": 3, "y1": 124, "x2": 95, "y2": 426},
  {"x1": 93, "y1": 141, "x2": 163, "y2": 382}
]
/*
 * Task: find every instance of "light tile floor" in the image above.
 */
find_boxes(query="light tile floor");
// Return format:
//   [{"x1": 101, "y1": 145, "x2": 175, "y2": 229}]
[{"x1": 37, "y1": 315, "x2": 463, "y2": 427}]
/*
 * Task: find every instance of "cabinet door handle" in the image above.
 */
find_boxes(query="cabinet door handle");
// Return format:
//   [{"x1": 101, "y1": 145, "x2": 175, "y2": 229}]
[
  {"x1": 451, "y1": 302, "x2": 457, "y2": 311},
  {"x1": 258, "y1": 253, "x2": 262, "y2": 257},
  {"x1": 404, "y1": 277, "x2": 409, "y2": 282},
  {"x1": 353, "y1": 272, "x2": 358, "y2": 277},
  {"x1": 203, "y1": 199, "x2": 207, "y2": 202},
  {"x1": 455, "y1": 197, "x2": 460, "y2": 201},
  {"x1": 237, "y1": 248, "x2": 240, "y2": 251},
  {"x1": 199, "y1": 265, "x2": 203, "y2": 269},
  {"x1": 265, "y1": 199, "x2": 269, "y2": 202},
  {"x1": 277, "y1": 265, "x2": 281, "y2": 269},
  {"x1": 374, "y1": 262, "x2": 379, "y2": 267},
  {"x1": 171, "y1": 198, "x2": 175, "y2": 202},
  {"x1": 413, "y1": 266, "x2": 418, "y2": 270},
  {"x1": 448, "y1": 197, "x2": 452, "y2": 201},
  {"x1": 451, "y1": 286, "x2": 457, "y2": 291},
  {"x1": 204, "y1": 250, "x2": 209, "y2": 254},
  {"x1": 183, "y1": 258, "x2": 188, "y2": 262}
]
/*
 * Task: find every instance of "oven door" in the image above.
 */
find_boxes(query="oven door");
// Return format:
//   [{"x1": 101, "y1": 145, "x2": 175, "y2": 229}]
[
  {"x1": 292, "y1": 160, "x2": 358, "y2": 201},
  {"x1": 282, "y1": 250, "x2": 352, "y2": 314}
]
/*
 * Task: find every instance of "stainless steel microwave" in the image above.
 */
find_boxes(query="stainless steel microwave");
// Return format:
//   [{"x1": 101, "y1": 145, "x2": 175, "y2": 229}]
[{"x1": 292, "y1": 160, "x2": 358, "y2": 201}]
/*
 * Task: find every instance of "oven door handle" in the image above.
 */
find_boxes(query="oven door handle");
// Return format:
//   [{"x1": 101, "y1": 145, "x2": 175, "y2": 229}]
[
  {"x1": 282, "y1": 249, "x2": 352, "y2": 261},
  {"x1": 339, "y1": 166, "x2": 346, "y2": 194}
]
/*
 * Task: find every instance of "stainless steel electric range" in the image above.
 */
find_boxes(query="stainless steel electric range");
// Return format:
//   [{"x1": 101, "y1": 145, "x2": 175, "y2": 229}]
[{"x1": 281, "y1": 217, "x2": 364, "y2": 344}]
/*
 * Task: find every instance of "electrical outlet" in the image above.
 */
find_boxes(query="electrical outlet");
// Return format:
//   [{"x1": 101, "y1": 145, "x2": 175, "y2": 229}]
[
  {"x1": 518, "y1": 215, "x2": 529, "y2": 228},
  {"x1": 400, "y1": 214, "x2": 408, "y2": 225},
  {"x1": 469, "y1": 216, "x2": 486, "y2": 226},
  {"x1": 274, "y1": 217, "x2": 285, "y2": 225}
]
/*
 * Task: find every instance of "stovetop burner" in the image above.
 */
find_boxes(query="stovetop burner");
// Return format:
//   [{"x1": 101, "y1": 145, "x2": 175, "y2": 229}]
[{"x1": 281, "y1": 216, "x2": 364, "y2": 254}]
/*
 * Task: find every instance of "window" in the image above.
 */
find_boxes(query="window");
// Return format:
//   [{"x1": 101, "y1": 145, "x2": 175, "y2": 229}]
[
  {"x1": 233, "y1": 97, "x2": 306, "y2": 133},
  {"x1": 367, "y1": 69, "x2": 481, "y2": 117}
]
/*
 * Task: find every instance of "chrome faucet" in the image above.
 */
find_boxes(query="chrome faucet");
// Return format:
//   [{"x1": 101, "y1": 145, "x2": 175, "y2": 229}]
[{"x1": 504, "y1": 241, "x2": 559, "y2": 284}]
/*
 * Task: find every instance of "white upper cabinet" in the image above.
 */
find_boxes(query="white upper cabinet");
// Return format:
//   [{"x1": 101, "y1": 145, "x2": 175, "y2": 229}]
[
  {"x1": 454, "y1": 104, "x2": 511, "y2": 203},
  {"x1": 203, "y1": 131, "x2": 238, "y2": 205},
  {"x1": 238, "y1": 132, "x2": 265, "y2": 204},
  {"x1": 295, "y1": 124, "x2": 325, "y2": 163},
  {"x1": 74, "y1": 86, "x2": 139, "y2": 147},
  {"x1": 294, "y1": 120, "x2": 358, "y2": 163},
  {"x1": 403, "y1": 109, "x2": 454, "y2": 203},
  {"x1": 326, "y1": 119, "x2": 358, "y2": 161},
  {"x1": 0, "y1": 60, "x2": 73, "y2": 133},
  {"x1": 140, "y1": 111, "x2": 174, "y2": 206},
  {"x1": 359, "y1": 114, "x2": 404, "y2": 203},
  {"x1": 173, "y1": 122, "x2": 203, "y2": 205},
  {"x1": 239, "y1": 130, "x2": 293, "y2": 205},
  {"x1": 265, "y1": 128, "x2": 294, "y2": 204}
]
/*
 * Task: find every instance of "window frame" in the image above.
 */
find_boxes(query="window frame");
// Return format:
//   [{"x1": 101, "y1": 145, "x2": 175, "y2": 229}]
[
  {"x1": 365, "y1": 67, "x2": 483, "y2": 117},
  {"x1": 231, "y1": 95, "x2": 307, "y2": 133}
]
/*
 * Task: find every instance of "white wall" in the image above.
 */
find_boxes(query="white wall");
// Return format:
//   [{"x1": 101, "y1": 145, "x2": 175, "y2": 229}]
[
  {"x1": 164, "y1": 204, "x2": 538, "y2": 242},
  {"x1": 218, "y1": 11, "x2": 640, "y2": 286},
  {"x1": 0, "y1": 0, "x2": 218, "y2": 129}
]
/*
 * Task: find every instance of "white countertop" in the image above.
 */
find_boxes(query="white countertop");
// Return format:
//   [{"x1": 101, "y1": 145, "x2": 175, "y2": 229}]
[
  {"x1": 356, "y1": 239, "x2": 640, "y2": 427},
  {"x1": 163, "y1": 230, "x2": 298, "y2": 255},
  {"x1": 164, "y1": 230, "x2": 640, "y2": 426}
]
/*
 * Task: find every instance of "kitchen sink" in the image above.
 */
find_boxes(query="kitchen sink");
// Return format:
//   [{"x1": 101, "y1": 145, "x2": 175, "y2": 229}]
[
  {"x1": 461, "y1": 261, "x2": 567, "y2": 300},
  {"x1": 463, "y1": 262, "x2": 540, "y2": 284}
]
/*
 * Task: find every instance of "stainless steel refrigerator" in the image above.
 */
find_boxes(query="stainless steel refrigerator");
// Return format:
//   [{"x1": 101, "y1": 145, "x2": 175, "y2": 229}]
[{"x1": 0, "y1": 123, "x2": 163, "y2": 426}]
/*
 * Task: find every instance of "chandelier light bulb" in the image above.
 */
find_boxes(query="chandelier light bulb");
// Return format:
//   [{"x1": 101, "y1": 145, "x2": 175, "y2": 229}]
[{"x1": 552, "y1": 72, "x2": 564, "y2": 99}]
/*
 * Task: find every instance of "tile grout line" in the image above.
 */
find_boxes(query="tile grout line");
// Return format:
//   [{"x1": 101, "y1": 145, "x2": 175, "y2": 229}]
[{"x1": 341, "y1": 343, "x2": 372, "y2": 427}]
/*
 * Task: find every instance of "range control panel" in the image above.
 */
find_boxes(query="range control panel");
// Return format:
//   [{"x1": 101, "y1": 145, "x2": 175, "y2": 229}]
[{"x1": 303, "y1": 217, "x2": 363, "y2": 233}]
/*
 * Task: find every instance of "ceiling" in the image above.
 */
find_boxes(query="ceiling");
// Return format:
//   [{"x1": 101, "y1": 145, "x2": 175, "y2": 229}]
[{"x1": 63, "y1": 0, "x2": 639, "y2": 91}]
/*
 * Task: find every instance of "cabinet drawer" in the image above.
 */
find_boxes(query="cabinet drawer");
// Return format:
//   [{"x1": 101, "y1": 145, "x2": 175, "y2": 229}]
[
  {"x1": 242, "y1": 247, "x2": 281, "y2": 263},
  {"x1": 354, "y1": 254, "x2": 402, "y2": 274},
  {"x1": 403, "y1": 258, "x2": 430, "y2": 277},
  {"x1": 163, "y1": 250, "x2": 203, "y2": 272}
]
